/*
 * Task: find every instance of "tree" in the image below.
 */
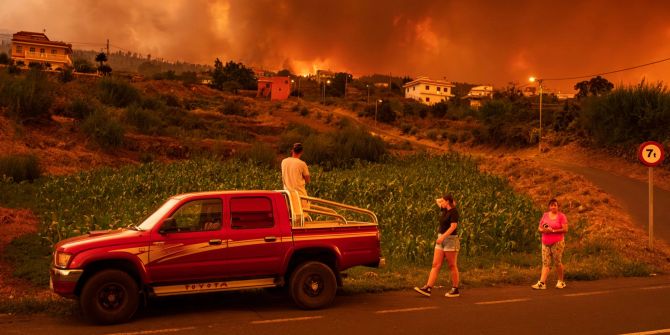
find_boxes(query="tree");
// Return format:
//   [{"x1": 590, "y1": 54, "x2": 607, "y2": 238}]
[
  {"x1": 0, "y1": 52, "x2": 9, "y2": 65},
  {"x1": 328, "y1": 72, "x2": 353, "y2": 97},
  {"x1": 211, "y1": 59, "x2": 256, "y2": 91},
  {"x1": 277, "y1": 69, "x2": 293, "y2": 77},
  {"x1": 95, "y1": 52, "x2": 108, "y2": 68},
  {"x1": 574, "y1": 76, "x2": 614, "y2": 98}
]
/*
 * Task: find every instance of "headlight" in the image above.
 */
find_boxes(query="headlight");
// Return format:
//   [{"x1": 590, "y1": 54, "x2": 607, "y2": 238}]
[{"x1": 54, "y1": 251, "x2": 72, "y2": 269}]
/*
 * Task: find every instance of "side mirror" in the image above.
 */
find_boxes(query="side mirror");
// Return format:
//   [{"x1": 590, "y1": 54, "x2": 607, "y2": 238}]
[{"x1": 159, "y1": 218, "x2": 177, "y2": 234}]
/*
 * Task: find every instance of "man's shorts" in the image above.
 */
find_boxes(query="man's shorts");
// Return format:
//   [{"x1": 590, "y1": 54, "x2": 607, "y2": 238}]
[{"x1": 435, "y1": 235, "x2": 460, "y2": 252}]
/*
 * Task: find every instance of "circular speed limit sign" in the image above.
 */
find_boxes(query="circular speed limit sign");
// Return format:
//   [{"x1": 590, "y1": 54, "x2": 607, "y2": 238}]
[{"x1": 638, "y1": 141, "x2": 665, "y2": 167}]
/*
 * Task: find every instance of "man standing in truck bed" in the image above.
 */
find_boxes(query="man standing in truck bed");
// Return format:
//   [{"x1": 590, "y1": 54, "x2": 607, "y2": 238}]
[{"x1": 281, "y1": 143, "x2": 311, "y2": 216}]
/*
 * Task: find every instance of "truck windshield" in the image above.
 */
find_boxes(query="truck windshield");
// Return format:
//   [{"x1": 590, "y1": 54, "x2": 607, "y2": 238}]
[{"x1": 137, "y1": 198, "x2": 180, "y2": 231}]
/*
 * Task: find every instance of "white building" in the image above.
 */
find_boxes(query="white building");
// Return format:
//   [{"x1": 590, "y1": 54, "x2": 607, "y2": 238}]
[
  {"x1": 403, "y1": 77, "x2": 455, "y2": 105},
  {"x1": 465, "y1": 85, "x2": 493, "y2": 109}
]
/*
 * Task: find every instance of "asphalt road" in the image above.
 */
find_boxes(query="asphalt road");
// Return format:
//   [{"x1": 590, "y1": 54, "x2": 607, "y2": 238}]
[
  {"x1": 2, "y1": 275, "x2": 670, "y2": 335},
  {"x1": 546, "y1": 160, "x2": 670, "y2": 244}
]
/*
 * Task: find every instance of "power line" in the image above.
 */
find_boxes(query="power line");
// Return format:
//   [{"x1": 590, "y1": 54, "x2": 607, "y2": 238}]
[{"x1": 542, "y1": 56, "x2": 670, "y2": 82}]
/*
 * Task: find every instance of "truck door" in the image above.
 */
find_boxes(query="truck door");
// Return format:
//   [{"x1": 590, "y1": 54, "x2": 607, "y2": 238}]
[
  {"x1": 146, "y1": 198, "x2": 227, "y2": 283},
  {"x1": 222, "y1": 194, "x2": 290, "y2": 278}
]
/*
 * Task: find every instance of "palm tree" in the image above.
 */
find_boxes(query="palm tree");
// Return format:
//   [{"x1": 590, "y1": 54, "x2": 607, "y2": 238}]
[{"x1": 95, "y1": 52, "x2": 108, "y2": 68}]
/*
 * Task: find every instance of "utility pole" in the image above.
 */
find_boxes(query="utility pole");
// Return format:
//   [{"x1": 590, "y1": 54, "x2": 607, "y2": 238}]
[
  {"x1": 344, "y1": 74, "x2": 348, "y2": 99},
  {"x1": 106, "y1": 39, "x2": 109, "y2": 55}
]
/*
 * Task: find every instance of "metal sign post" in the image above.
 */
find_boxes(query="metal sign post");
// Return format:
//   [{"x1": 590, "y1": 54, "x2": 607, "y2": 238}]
[{"x1": 637, "y1": 141, "x2": 665, "y2": 250}]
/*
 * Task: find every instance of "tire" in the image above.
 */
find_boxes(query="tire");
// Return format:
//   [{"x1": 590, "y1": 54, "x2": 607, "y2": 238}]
[
  {"x1": 289, "y1": 261, "x2": 337, "y2": 309},
  {"x1": 79, "y1": 269, "x2": 140, "y2": 325}
]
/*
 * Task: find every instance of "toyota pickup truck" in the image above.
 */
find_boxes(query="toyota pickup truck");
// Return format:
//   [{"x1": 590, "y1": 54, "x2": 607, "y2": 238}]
[{"x1": 50, "y1": 190, "x2": 383, "y2": 324}]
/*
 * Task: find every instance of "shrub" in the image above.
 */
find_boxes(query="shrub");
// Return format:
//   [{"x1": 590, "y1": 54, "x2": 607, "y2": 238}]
[
  {"x1": 0, "y1": 154, "x2": 41, "y2": 182},
  {"x1": 65, "y1": 98, "x2": 97, "y2": 119},
  {"x1": 278, "y1": 123, "x2": 315, "y2": 154},
  {"x1": 59, "y1": 67, "x2": 74, "y2": 83},
  {"x1": 73, "y1": 58, "x2": 95, "y2": 73},
  {"x1": 124, "y1": 105, "x2": 163, "y2": 135},
  {"x1": 1, "y1": 69, "x2": 53, "y2": 123},
  {"x1": 301, "y1": 124, "x2": 387, "y2": 169},
  {"x1": 141, "y1": 97, "x2": 166, "y2": 111},
  {"x1": 426, "y1": 129, "x2": 439, "y2": 141},
  {"x1": 400, "y1": 123, "x2": 412, "y2": 134},
  {"x1": 578, "y1": 81, "x2": 670, "y2": 147},
  {"x1": 219, "y1": 99, "x2": 246, "y2": 116},
  {"x1": 81, "y1": 109, "x2": 125, "y2": 148},
  {"x1": 429, "y1": 101, "x2": 448, "y2": 118},
  {"x1": 98, "y1": 77, "x2": 141, "y2": 107},
  {"x1": 240, "y1": 142, "x2": 277, "y2": 167},
  {"x1": 161, "y1": 94, "x2": 181, "y2": 108}
]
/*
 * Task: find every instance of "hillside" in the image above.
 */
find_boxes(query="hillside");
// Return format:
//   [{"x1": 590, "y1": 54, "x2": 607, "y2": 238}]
[{"x1": 1, "y1": 73, "x2": 670, "y2": 309}]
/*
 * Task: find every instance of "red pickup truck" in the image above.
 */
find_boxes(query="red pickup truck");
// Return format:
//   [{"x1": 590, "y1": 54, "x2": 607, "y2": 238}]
[{"x1": 50, "y1": 190, "x2": 383, "y2": 324}]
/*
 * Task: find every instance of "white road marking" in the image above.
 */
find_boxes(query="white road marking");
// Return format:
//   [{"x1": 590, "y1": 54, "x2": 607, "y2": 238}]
[
  {"x1": 618, "y1": 328, "x2": 670, "y2": 335},
  {"x1": 475, "y1": 298, "x2": 531, "y2": 305},
  {"x1": 563, "y1": 290, "x2": 612, "y2": 297},
  {"x1": 638, "y1": 285, "x2": 670, "y2": 291},
  {"x1": 251, "y1": 316, "x2": 324, "y2": 324},
  {"x1": 375, "y1": 306, "x2": 438, "y2": 314},
  {"x1": 103, "y1": 327, "x2": 196, "y2": 335}
]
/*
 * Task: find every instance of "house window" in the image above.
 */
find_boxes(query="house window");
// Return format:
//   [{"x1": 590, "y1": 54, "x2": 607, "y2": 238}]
[
  {"x1": 426, "y1": 97, "x2": 430, "y2": 102},
  {"x1": 413, "y1": 86, "x2": 415, "y2": 91},
  {"x1": 39, "y1": 48, "x2": 45, "y2": 54},
  {"x1": 16, "y1": 45, "x2": 22, "y2": 53},
  {"x1": 425, "y1": 85, "x2": 430, "y2": 90},
  {"x1": 29, "y1": 47, "x2": 35, "y2": 53},
  {"x1": 437, "y1": 87, "x2": 441, "y2": 92},
  {"x1": 51, "y1": 49, "x2": 57, "y2": 54}
]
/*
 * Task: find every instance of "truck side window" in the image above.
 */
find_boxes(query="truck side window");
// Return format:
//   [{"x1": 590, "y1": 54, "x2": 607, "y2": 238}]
[
  {"x1": 169, "y1": 199, "x2": 223, "y2": 233},
  {"x1": 230, "y1": 196, "x2": 274, "y2": 229}
]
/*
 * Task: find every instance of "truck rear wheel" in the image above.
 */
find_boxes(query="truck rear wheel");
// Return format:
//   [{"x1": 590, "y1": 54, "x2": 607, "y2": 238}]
[
  {"x1": 80, "y1": 269, "x2": 139, "y2": 324},
  {"x1": 289, "y1": 261, "x2": 337, "y2": 309}
]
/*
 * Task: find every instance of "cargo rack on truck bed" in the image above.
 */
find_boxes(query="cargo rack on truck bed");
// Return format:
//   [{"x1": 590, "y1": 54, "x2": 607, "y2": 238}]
[{"x1": 283, "y1": 191, "x2": 378, "y2": 228}]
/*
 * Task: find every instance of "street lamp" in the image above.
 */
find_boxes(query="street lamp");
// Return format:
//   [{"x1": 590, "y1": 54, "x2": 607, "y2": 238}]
[
  {"x1": 291, "y1": 79, "x2": 295, "y2": 96},
  {"x1": 529, "y1": 76, "x2": 543, "y2": 152},
  {"x1": 366, "y1": 84, "x2": 370, "y2": 105},
  {"x1": 322, "y1": 79, "x2": 331, "y2": 104},
  {"x1": 374, "y1": 99, "x2": 382, "y2": 127}
]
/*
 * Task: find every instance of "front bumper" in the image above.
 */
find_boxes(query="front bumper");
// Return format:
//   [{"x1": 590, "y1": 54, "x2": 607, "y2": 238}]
[{"x1": 50, "y1": 267, "x2": 84, "y2": 298}]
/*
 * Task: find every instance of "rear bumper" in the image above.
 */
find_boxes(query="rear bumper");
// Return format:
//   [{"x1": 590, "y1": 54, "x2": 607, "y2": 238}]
[{"x1": 50, "y1": 267, "x2": 84, "y2": 298}]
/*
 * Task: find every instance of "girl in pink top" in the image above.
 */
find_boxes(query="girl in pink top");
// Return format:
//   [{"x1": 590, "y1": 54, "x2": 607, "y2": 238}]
[{"x1": 532, "y1": 198, "x2": 569, "y2": 290}]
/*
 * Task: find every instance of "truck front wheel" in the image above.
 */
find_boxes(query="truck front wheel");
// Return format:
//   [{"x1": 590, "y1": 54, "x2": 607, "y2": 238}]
[
  {"x1": 289, "y1": 261, "x2": 337, "y2": 309},
  {"x1": 80, "y1": 269, "x2": 140, "y2": 324}
]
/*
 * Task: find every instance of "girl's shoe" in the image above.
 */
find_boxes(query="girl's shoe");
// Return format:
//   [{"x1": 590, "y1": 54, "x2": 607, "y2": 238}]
[
  {"x1": 531, "y1": 281, "x2": 546, "y2": 290},
  {"x1": 445, "y1": 287, "x2": 460, "y2": 297},
  {"x1": 413, "y1": 286, "x2": 432, "y2": 297},
  {"x1": 556, "y1": 280, "x2": 567, "y2": 289}
]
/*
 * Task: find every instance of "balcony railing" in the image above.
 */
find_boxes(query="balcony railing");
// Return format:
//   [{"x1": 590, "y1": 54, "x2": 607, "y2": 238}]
[{"x1": 20, "y1": 51, "x2": 71, "y2": 63}]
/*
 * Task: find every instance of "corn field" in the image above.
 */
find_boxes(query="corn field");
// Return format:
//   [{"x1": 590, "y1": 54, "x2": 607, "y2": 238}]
[{"x1": 36, "y1": 153, "x2": 541, "y2": 263}]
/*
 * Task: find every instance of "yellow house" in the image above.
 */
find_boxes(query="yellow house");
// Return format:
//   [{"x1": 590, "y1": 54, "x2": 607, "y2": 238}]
[
  {"x1": 403, "y1": 76, "x2": 455, "y2": 105},
  {"x1": 10, "y1": 31, "x2": 73, "y2": 70}
]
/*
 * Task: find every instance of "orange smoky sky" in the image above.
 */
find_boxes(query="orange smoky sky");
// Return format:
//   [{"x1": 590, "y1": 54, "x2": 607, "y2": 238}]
[{"x1": 2, "y1": 0, "x2": 670, "y2": 92}]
